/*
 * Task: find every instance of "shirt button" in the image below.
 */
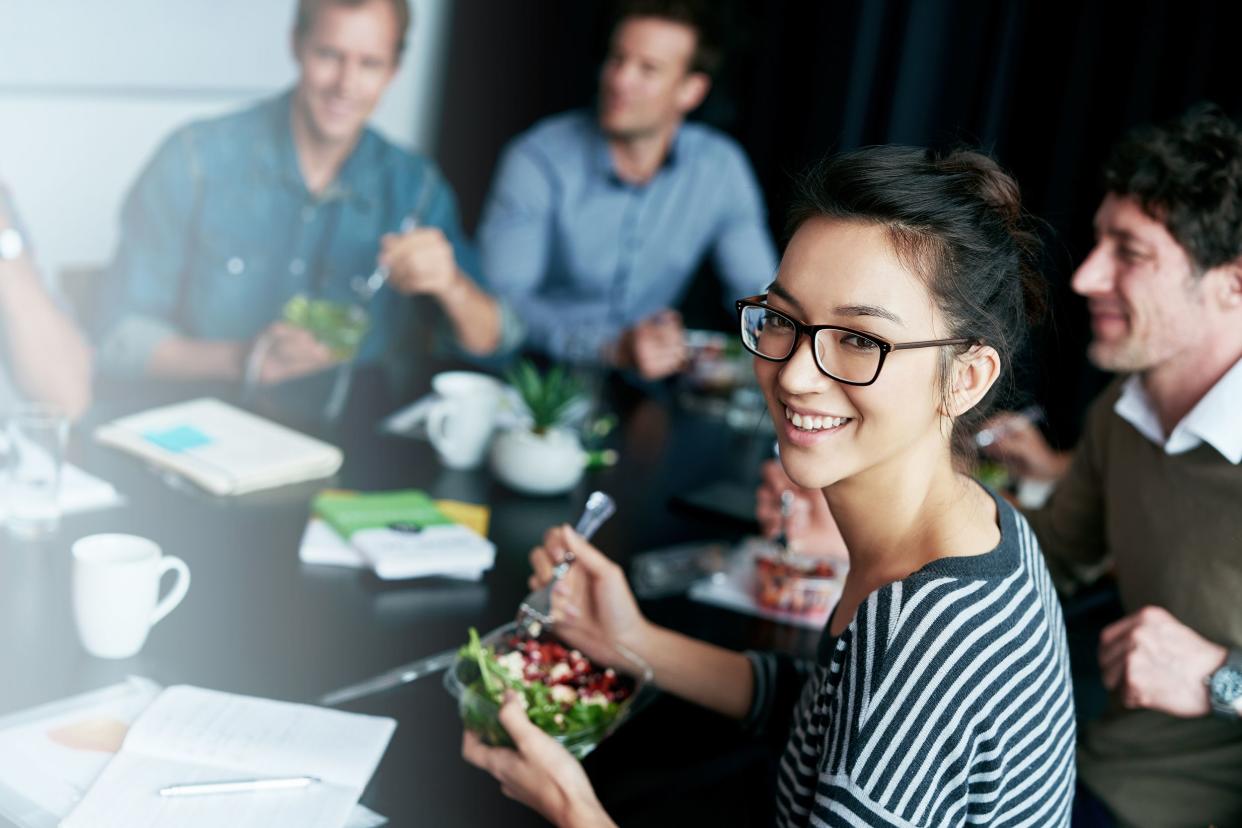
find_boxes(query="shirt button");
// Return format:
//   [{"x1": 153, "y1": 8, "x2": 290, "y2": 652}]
[
  {"x1": 289, "y1": 258, "x2": 306, "y2": 276},
  {"x1": 301, "y1": 206, "x2": 316, "y2": 223},
  {"x1": 226, "y1": 257, "x2": 245, "y2": 275}
]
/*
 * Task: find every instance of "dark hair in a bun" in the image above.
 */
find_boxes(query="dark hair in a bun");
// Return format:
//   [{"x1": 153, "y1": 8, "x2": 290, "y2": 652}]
[{"x1": 786, "y1": 145, "x2": 1045, "y2": 462}]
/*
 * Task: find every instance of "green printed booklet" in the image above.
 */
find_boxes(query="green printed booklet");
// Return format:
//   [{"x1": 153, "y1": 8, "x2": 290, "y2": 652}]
[{"x1": 305, "y1": 490, "x2": 495, "y2": 581}]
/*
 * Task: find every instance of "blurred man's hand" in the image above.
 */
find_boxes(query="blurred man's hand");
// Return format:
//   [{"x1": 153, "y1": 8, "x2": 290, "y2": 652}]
[
  {"x1": 1100, "y1": 605, "x2": 1228, "y2": 718},
  {"x1": 980, "y1": 411, "x2": 1071, "y2": 481},
  {"x1": 615, "y1": 309, "x2": 688, "y2": 380},
  {"x1": 250, "y1": 321, "x2": 339, "y2": 385},
  {"x1": 755, "y1": 459, "x2": 848, "y2": 559},
  {"x1": 380, "y1": 227, "x2": 461, "y2": 299}
]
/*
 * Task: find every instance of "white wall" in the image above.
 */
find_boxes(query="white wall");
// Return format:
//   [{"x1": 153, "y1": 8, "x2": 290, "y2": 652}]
[{"x1": 0, "y1": 0, "x2": 452, "y2": 280}]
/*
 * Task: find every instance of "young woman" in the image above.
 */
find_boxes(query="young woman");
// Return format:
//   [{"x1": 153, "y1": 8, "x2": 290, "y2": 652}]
[{"x1": 463, "y1": 146, "x2": 1076, "y2": 826}]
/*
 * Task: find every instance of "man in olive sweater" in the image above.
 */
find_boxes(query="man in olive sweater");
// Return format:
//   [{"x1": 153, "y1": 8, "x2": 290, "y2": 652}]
[{"x1": 1024, "y1": 106, "x2": 1242, "y2": 827}]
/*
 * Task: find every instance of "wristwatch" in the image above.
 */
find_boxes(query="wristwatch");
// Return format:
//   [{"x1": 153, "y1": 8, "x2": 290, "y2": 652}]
[
  {"x1": 0, "y1": 226, "x2": 23, "y2": 261},
  {"x1": 1208, "y1": 648, "x2": 1242, "y2": 718}
]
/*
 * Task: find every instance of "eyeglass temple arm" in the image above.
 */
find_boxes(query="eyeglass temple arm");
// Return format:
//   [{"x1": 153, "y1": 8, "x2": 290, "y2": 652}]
[{"x1": 889, "y1": 337, "x2": 976, "y2": 351}]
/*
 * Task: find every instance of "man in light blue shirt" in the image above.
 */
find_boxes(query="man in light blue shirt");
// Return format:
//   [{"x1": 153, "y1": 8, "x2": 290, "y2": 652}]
[
  {"x1": 477, "y1": 0, "x2": 776, "y2": 380},
  {"x1": 97, "y1": 0, "x2": 517, "y2": 390}
]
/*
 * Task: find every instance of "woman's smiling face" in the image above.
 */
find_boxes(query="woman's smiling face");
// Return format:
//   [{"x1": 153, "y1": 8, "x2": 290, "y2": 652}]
[{"x1": 756, "y1": 218, "x2": 958, "y2": 492}]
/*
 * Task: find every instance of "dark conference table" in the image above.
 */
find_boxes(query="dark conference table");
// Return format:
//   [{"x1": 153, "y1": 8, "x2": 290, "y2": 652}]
[{"x1": 0, "y1": 365, "x2": 818, "y2": 826}]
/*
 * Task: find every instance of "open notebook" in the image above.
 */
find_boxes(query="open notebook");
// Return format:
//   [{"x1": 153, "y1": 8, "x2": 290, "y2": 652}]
[
  {"x1": 61, "y1": 685, "x2": 395, "y2": 828},
  {"x1": 0, "y1": 679, "x2": 386, "y2": 828},
  {"x1": 94, "y1": 398, "x2": 343, "y2": 496}
]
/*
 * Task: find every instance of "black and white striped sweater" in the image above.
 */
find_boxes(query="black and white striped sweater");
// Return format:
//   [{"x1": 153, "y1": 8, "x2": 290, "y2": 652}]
[{"x1": 745, "y1": 490, "x2": 1076, "y2": 827}]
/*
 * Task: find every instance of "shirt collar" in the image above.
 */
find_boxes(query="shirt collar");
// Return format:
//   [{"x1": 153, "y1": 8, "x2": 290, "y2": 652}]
[
  {"x1": 593, "y1": 114, "x2": 686, "y2": 186},
  {"x1": 261, "y1": 89, "x2": 377, "y2": 209},
  {"x1": 1114, "y1": 356, "x2": 1242, "y2": 464}
]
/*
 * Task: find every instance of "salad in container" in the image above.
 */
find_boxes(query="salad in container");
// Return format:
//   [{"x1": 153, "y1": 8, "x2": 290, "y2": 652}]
[
  {"x1": 445, "y1": 623, "x2": 652, "y2": 759},
  {"x1": 282, "y1": 294, "x2": 371, "y2": 360},
  {"x1": 753, "y1": 550, "x2": 842, "y2": 616}
]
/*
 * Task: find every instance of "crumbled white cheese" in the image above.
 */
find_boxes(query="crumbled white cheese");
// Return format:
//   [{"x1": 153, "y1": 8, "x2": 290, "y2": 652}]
[
  {"x1": 582, "y1": 692, "x2": 610, "y2": 707},
  {"x1": 496, "y1": 651, "x2": 526, "y2": 681},
  {"x1": 550, "y1": 684, "x2": 578, "y2": 705},
  {"x1": 548, "y1": 663, "x2": 573, "y2": 682}
]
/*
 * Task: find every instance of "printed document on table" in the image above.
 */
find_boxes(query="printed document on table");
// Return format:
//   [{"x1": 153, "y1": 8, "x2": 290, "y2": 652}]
[{"x1": 62, "y1": 685, "x2": 395, "y2": 828}]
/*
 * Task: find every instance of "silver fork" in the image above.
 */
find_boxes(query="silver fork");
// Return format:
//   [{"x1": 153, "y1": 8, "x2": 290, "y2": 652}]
[
  {"x1": 351, "y1": 214, "x2": 418, "y2": 301},
  {"x1": 516, "y1": 491, "x2": 616, "y2": 637},
  {"x1": 776, "y1": 489, "x2": 795, "y2": 557},
  {"x1": 351, "y1": 171, "x2": 436, "y2": 301}
]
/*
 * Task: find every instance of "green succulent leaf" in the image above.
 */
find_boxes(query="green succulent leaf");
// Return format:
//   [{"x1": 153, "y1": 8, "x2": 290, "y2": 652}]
[{"x1": 505, "y1": 359, "x2": 582, "y2": 433}]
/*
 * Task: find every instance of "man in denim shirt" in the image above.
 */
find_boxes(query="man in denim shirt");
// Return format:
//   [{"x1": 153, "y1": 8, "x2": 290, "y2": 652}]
[
  {"x1": 97, "y1": 0, "x2": 516, "y2": 388},
  {"x1": 477, "y1": 0, "x2": 776, "y2": 380}
]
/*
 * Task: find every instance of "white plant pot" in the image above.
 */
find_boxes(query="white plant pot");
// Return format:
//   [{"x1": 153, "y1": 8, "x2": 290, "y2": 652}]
[{"x1": 490, "y1": 426, "x2": 585, "y2": 496}]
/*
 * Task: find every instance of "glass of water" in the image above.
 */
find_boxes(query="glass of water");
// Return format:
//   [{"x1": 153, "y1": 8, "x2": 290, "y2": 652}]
[{"x1": 3, "y1": 403, "x2": 68, "y2": 538}]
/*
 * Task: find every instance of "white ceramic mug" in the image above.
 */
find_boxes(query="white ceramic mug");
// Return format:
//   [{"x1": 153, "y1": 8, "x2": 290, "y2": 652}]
[
  {"x1": 420, "y1": 372, "x2": 503, "y2": 470},
  {"x1": 71, "y1": 534, "x2": 191, "y2": 659}
]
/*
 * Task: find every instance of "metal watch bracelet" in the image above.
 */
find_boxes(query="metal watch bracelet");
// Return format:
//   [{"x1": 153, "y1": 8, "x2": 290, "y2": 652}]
[{"x1": 1207, "y1": 647, "x2": 1242, "y2": 719}]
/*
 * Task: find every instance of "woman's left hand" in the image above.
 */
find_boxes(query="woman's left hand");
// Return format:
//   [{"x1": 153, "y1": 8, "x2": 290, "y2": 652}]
[{"x1": 462, "y1": 691, "x2": 616, "y2": 828}]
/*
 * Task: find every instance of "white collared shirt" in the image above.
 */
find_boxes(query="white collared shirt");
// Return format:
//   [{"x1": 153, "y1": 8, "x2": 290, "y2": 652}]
[{"x1": 1114, "y1": 356, "x2": 1242, "y2": 465}]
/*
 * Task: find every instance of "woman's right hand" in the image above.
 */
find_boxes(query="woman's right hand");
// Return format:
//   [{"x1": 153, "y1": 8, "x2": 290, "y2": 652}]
[{"x1": 528, "y1": 525, "x2": 649, "y2": 666}]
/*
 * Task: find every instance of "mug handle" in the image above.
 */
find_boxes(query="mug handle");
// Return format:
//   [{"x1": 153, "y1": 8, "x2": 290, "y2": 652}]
[
  {"x1": 150, "y1": 556, "x2": 191, "y2": 627},
  {"x1": 425, "y1": 400, "x2": 454, "y2": 455}
]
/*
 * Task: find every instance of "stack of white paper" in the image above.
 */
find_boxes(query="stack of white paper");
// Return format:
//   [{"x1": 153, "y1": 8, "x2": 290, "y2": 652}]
[
  {"x1": 59, "y1": 462, "x2": 124, "y2": 514},
  {"x1": 62, "y1": 685, "x2": 395, "y2": 828},
  {"x1": 95, "y1": 398, "x2": 343, "y2": 496},
  {"x1": 299, "y1": 519, "x2": 495, "y2": 581}
]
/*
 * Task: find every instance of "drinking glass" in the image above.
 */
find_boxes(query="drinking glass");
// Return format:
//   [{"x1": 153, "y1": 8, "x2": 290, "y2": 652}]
[{"x1": 3, "y1": 403, "x2": 68, "y2": 538}]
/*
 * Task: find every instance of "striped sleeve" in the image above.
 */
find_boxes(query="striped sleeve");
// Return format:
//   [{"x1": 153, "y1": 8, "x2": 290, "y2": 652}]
[{"x1": 742, "y1": 650, "x2": 815, "y2": 738}]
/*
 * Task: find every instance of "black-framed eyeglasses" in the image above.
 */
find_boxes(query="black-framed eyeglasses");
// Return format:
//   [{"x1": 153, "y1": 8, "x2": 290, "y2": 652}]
[{"x1": 735, "y1": 295, "x2": 975, "y2": 386}]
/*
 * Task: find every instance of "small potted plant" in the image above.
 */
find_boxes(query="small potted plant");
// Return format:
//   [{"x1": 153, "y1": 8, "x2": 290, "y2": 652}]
[{"x1": 490, "y1": 361, "x2": 586, "y2": 496}]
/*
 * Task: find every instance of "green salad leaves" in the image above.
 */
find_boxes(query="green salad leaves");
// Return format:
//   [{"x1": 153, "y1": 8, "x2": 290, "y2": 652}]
[{"x1": 458, "y1": 628, "x2": 621, "y2": 739}]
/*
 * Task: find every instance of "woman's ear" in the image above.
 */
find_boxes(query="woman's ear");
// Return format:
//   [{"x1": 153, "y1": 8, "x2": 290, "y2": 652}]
[{"x1": 947, "y1": 344, "x2": 1001, "y2": 417}]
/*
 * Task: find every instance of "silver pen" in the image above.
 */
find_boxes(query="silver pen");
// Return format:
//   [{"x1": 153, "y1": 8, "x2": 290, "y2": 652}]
[{"x1": 159, "y1": 775, "x2": 319, "y2": 797}]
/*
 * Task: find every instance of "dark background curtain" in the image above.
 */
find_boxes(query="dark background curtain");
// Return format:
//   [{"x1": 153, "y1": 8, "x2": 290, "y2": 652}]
[{"x1": 435, "y1": 0, "x2": 1242, "y2": 448}]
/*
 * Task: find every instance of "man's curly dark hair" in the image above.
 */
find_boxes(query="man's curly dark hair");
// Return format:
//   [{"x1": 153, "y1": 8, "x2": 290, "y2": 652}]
[{"x1": 1103, "y1": 103, "x2": 1242, "y2": 273}]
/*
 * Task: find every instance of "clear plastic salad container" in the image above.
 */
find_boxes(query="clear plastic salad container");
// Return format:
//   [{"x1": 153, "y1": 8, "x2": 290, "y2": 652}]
[
  {"x1": 753, "y1": 549, "x2": 843, "y2": 616},
  {"x1": 444, "y1": 622, "x2": 653, "y2": 759}
]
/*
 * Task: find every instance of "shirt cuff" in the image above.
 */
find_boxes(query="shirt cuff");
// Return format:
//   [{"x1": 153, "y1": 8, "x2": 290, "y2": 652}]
[
  {"x1": 97, "y1": 314, "x2": 180, "y2": 378},
  {"x1": 494, "y1": 298, "x2": 526, "y2": 356},
  {"x1": 740, "y1": 649, "x2": 777, "y2": 733}
]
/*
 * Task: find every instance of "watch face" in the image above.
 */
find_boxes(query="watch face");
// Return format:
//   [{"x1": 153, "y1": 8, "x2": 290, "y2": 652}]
[
  {"x1": 1211, "y1": 666, "x2": 1242, "y2": 705},
  {"x1": 0, "y1": 227, "x2": 22, "y2": 260}
]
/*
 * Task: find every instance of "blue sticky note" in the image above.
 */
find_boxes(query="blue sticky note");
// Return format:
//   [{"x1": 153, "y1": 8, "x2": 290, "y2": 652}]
[{"x1": 143, "y1": 425, "x2": 213, "y2": 453}]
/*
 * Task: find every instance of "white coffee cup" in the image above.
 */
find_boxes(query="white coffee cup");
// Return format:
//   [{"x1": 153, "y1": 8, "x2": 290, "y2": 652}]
[
  {"x1": 421, "y1": 371, "x2": 503, "y2": 470},
  {"x1": 71, "y1": 534, "x2": 191, "y2": 659}
]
